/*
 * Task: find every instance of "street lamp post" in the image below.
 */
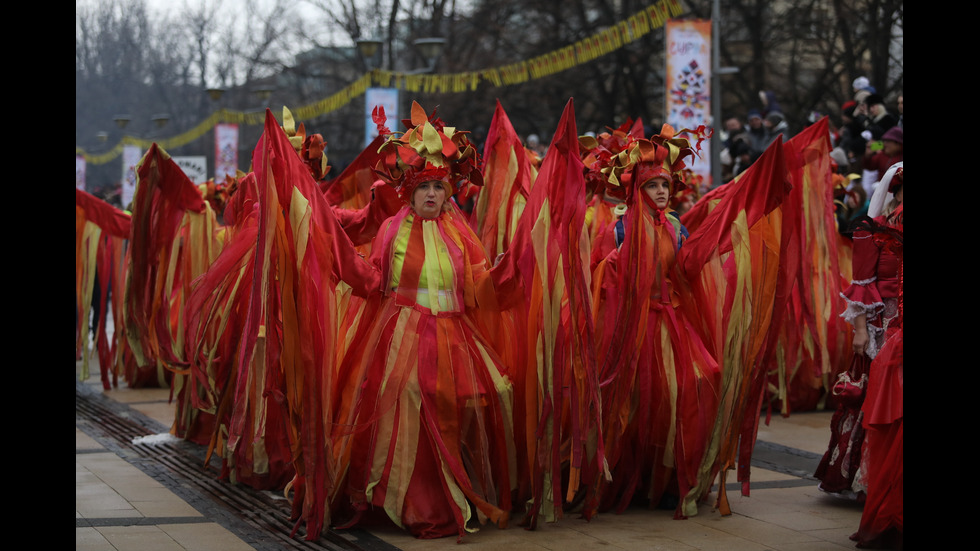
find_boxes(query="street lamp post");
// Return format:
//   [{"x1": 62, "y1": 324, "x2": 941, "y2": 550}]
[
  {"x1": 356, "y1": 35, "x2": 445, "y2": 74},
  {"x1": 356, "y1": 38, "x2": 383, "y2": 71},
  {"x1": 151, "y1": 114, "x2": 170, "y2": 132},
  {"x1": 411, "y1": 38, "x2": 446, "y2": 74},
  {"x1": 356, "y1": 35, "x2": 447, "y2": 146},
  {"x1": 711, "y1": 0, "x2": 739, "y2": 189}
]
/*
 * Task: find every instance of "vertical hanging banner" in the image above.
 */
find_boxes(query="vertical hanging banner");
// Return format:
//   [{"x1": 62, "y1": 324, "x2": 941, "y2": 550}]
[
  {"x1": 214, "y1": 123, "x2": 239, "y2": 182},
  {"x1": 121, "y1": 144, "x2": 142, "y2": 209},
  {"x1": 665, "y1": 19, "x2": 712, "y2": 188},
  {"x1": 76, "y1": 155, "x2": 86, "y2": 191},
  {"x1": 365, "y1": 87, "x2": 400, "y2": 148}
]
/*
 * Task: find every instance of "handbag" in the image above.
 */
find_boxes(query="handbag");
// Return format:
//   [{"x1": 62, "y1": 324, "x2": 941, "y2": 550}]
[{"x1": 832, "y1": 369, "x2": 867, "y2": 408}]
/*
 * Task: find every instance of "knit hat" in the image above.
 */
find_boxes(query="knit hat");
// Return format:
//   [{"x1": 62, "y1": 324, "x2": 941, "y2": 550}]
[
  {"x1": 865, "y1": 93, "x2": 885, "y2": 107},
  {"x1": 881, "y1": 126, "x2": 903, "y2": 144},
  {"x1": 829, "y1": 147, "x2": 848, "y2": 168},
  {"x1": 766, "y1": 111, "x2": 785, "y2": 125}
]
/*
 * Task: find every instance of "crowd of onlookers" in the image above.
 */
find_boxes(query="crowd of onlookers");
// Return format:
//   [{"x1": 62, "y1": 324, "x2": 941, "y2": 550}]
[{"x1": 719, "y1": 78, "x2": 902, "y2": 232}]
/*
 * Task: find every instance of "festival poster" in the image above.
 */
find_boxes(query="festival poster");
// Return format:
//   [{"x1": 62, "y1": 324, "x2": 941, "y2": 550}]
[
  {"x1": 365, "y1": 87, "x2": 400, "y2": 148},
  {"x1": 665, "y1": 19, "x2": 712, "y2": 188},
  {"x1": 121, "y1": 144, "x2": 142, "y2": 209},
  {"x1": 214, "y1": 123, "x2": 239, "y2": 182},
  {"x1": 76, "y1": 155, "x2": 86, "y2": 191}
]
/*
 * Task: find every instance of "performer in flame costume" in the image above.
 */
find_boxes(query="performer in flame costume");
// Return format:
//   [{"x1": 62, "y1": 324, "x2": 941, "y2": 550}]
[
  {"x1": 590, "y1": 125, "x2": 721, "y2": 517},
  {"x1": 330, "y1": 102, "x2": 517, "y2": 540}
]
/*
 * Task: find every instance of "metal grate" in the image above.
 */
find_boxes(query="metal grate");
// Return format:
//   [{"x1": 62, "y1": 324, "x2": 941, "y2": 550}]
[{"x1": 76, "y1": 382, "x2": 397, "y2": 551}]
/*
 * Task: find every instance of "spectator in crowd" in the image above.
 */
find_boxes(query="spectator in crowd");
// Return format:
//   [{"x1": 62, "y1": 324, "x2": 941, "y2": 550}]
[
  {"x1": 835, "y1": 101, "x2": 867, "y2": 174},
  {"x1": 719, "y1": 116, "x2": 749, "y2": 181},
  {"x1": 765, "y1": 111, "x2": 790, "y2": 142},
  {"x1": 856, "y1": 93, "x2": 898, "y2": 140},
  {"x1": 526, "y1": 133, "x2": 548, "y2": 158},
  {"x1": 863, "y1": 126, "x2": 902, "y2": 187},
  {"x1": 759, "y1": 90, "x2": 782, "y2": 117},
  {"x1": 852, "y1": 76, "x2": 874, "y2": 96},
  {"x1": 723, "y1": 116, "x2": 748, "y2": 149},
  {"x1": 746, "y1": 109, "x2": 771, "y2": 158},
  {"x1": 896, "y1": 93, "x2": 903, "y2": 129},
  {"x1": 730, "y1": 138, "x2": 755, "y2": 178}
]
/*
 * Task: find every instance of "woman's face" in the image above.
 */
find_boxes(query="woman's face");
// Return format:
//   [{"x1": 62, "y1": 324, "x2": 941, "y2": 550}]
[
  {"x1": 643, "y1": 177, "x2": 671, "y2": 209},
  {"x1": 882, "y1": 140, "x2": 901, "y2": 157},
  {"x1": 893, "y1": 184, "x2": 902, "y2": 205},
  {"x1": 412, "y1": 180, "x2": 448, "y2": 219}
]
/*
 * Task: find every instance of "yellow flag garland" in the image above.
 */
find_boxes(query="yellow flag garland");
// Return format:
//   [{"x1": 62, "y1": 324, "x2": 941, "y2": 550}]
[{"x1": 79, "y1": 0, "x2": 683, "y2": 165}]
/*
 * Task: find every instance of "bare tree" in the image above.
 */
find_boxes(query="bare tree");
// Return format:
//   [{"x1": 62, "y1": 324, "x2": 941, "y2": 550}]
[
  {"x1": 686, "y1": 0, "x2": 903, "y2": 131},
  {"x1": 79, "y1": 0, "x2": 903, "y2": 187},
  {"x1": 77, "y1": 0, "x2": 306, "y2": 188}
]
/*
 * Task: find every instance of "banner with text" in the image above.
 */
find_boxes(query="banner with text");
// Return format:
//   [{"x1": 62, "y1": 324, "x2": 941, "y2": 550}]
[{"x1": 175, "y1": 156, "x2": 208, "y2": 184}]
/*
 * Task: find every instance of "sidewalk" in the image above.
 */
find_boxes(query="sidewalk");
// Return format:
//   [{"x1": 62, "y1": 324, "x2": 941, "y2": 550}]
[{"x1": 77, "y1": 357, "x2": 864, "y2": 551}]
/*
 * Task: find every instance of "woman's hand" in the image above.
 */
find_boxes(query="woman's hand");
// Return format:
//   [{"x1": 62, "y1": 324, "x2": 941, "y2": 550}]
[
  {"x1": 852, "y1": 313, "x2": 869, "y2": 355},
  {"x1": 852, "y1": 327, "x2": 869, "y2": 355},
  {"x1": 852, "y1": 309, "x2": 870, "y2": 356}
]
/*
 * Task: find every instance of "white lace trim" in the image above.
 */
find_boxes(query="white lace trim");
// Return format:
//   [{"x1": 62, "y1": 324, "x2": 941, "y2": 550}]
[
  {"x1": 839, "y1": 295, "x2": 897, "y2": 360},
  {"x1": 850, "y1": 275, "x2": 877, "y2": 286},
  {"x1": 838, "y1": 293, "x2": 885, "y2": 325},
  {"x1": 853, "y1": 413, "x2": 869, "y2": 494},
  {"x1": 864, "y1": 324, "x2": 885, "y2": 360}
]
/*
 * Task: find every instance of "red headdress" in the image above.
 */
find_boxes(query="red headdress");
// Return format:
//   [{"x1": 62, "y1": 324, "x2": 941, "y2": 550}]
[
  {"x1": 281, "y1": 106, "x2": 331, "y2": 181},
  {"x1": 373, "y1": 101, "x2": 483, "y2": 203},
  {"x1": 579, "y1": 118, "x2": 643, "y2": 198},
  {"x1": 596, "y1": 123, "x2": 709, "y2": 205},
  {"x1": 888, "y1": 166, "x2": 903, "y2": 193},
  {"x1": 669, "y1": 169, "x2": 702, "y2": 210}
]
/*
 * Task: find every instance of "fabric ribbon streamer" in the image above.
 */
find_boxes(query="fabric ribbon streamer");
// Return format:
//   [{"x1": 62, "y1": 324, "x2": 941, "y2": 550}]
[
  {"x1": 125, "y1": 144, "x2": 222, "y2": 443},
  {"x1": 76, "y1": 188, "x2": 131, "y2": 388},
  {"x1": 678, "y1": 137, "x2": 790, "y2": 516},
  {"x1": 500, "y1": 99, "x2": 604, "y2": 526}
]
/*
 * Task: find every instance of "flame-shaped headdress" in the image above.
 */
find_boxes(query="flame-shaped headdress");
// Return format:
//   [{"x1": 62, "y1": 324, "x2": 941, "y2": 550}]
[
  {"x1": 281, "y1": 106, "x2": 331, "y2": 181},
  {"x1": 670, "y1": 168, "x2": 703, "y2": 209},
  {"x1": 579, "y1": 118, "x2": 643, "y2": 197},
  {"x1": 373, "y1": 101, "x2": 483, "y2": 202},
  {"x1": 594, "y1": 123, "x2": 709, "y2": 203}
]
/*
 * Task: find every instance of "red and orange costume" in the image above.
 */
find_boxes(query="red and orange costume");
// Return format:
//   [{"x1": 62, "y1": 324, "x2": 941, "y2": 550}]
[
  {"x1": 590, "y1": 126, "x2": 721, "y2": 517},
  {"x1": 330, "y1": 103, "x2": 515, "y2": 540}
]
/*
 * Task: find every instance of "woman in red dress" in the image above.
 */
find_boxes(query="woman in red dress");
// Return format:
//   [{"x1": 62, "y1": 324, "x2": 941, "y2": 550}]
[
  {"x1": 816, "y1": 161, "x2": 903, "y2": 505},
  {"x1": 848, "y1": 166, "x2": 903, "y2": 548}
]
